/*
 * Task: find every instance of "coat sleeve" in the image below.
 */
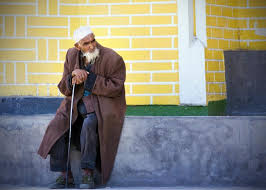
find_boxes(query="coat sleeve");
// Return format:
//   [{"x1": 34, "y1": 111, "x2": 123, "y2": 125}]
[
  {"x1": 57, "y1": 49, "x2": 73, "y2": 97},
  {"x1": 90, "y1": 56, "x2": 126, "y2": 98}
]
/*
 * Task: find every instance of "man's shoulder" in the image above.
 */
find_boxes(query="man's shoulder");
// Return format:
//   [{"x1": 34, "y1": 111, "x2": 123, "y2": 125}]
[
  {"x1": 102, "y1": 46, "x2": 122, "y2": 60},
  {"x1": 66, "y1": 47, "x2": 79, "y2": 57}
]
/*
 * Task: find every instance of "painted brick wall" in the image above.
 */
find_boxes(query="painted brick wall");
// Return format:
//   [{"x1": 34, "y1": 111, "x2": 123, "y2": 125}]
[
  {"x1": 0, "y1": 0, "x2": 179, "y2": 105},
  {"x1": 205, "y1": 0, "x2": 266, "y2": 102},
  {"x1": 0, "y1": 0, "x2": 265, "y2": 105}
]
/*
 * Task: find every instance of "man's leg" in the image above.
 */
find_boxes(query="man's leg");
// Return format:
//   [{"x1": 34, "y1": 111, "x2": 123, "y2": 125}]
[
  {"x1": 80, "y1": 112, "x2": 99, "y2": 188},
  {"x1": 49, "y1": 131, "x2": 74, "y2": 188},
  {"x1": 49, "y1": 132, "x2": 70, "y2": 171}
]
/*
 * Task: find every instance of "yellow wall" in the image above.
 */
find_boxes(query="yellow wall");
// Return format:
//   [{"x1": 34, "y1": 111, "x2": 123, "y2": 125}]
[
  {"x1": 0, "y1": 0, "x2": 265, "y2": 105},
  {"x1": 0, "y1": 0, "x2": 178, "y2": 105},
  {"x1": 205, "y1": 0, "x2": 266, "y2": 102}
]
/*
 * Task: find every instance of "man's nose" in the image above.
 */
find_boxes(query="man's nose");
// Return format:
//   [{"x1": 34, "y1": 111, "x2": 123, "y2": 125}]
[{"x1": 88, "y1": 45, "x2": 94, "y2": 51}]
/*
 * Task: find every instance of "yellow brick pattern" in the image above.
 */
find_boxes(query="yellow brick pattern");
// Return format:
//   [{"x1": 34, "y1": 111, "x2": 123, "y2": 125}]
[
  {"x1": 0, "y1": 51, "x2": 35, "y2": 61},
  {"x1": 0, "y1": 86, "x2": 37, "y2": 96},
  {"x1": 0, "y1": 5, "x2": 35, "y2": 15},
  {"x1": 49, "y1": 85, "x2": 60, "y2": 96},
  {"x1": 48, "y1": 40, "x2": 58, "y2": 60},
  {"x1": 132, "y1": 38, "x2": 172, "y2": 48},
  {"x1": 49, "y1": 0, "x2": 58, "y2": 15},
  {"x1": 205, "y1": 0, "x2": 266, "y2": 103},
  {"x1": 16, "y1": 63, "x2": 25, "y2": 84},
  {"x1": 111, "y1": 4, "x2": 150, "y2": 14},
  {"x1": 38, "y1": 0, "x2": 47, "y2": 15},
  {"x1": 152, "y1": 73, "x2": 178, "y2": 82},
  {"x1": 16, "y1": 17, "x2": 25, "y2": 37},
  {"x1": 152, "y1": 27, "x2": 178, "y2": 35},
  {"x1": 126, "y1": 96, "x2": 150, "y2": 105},
  {"x1": 11, "y1": 1, "x2": 266, "y2": 106},
  {"x1": 5, "y1": 0, "x2": 262, "y2": 105},
  {"x1": 6, "y1": 63, "x2": 15, "y2": 84},
  {"x1": 60, "y1": 5, "x2": 109, "y2": 15},
  {"x1": 27, "y1": 63, "x2": 63, "y2": 73},
  {"x1": 0, "y1": 0, "x2": 179, "y2": 105},
  {"x1": 5, "y1": 16, "x2": 14, "y2": 36},
  {"x1": 152, "y1": 4, "x2": 177, "y2": 14},
  {"x1": 0, "y1": 63, "x2": 4, "y2": 73},
  {"x1": 111, "y1": 27, "x2": 150, "y2": 36},
  {"x1": 28, "y1": 17, "x2": 68, "y2": 26},
  {"x1": 27, "y1": 28, "x2": 68, "y2": 37},
  {"x1": 133, "y1": 84, "x2": 172, "y2": 94},
  {"x1": 153, "y1": 96, "x2": 179, "y2": 105},
  {"x1": 132, "y1": 16, "x2": 172, "y2": 25},
  {"x1": 132, "y1": 63, "x2": 173, "y2": 71},
  {"x1": 38, "y1": 85, "x2": 48, "y2": 96},
  {"x1": 117, "y1": 50, "x2": 150, "y2": 60},
  {"x1": 97, "y1": 38, "x2": 130, "y2": 49},
  {"x1": 28, "y1": 75, "x2": 61, "y2": 84},
  {"x1": 38, "y1": 39, "x2": 47, "y2": 60},
  {"x1": 0, "y1": 39, "x2": 35, "y2": 49},
  {"x1": 90, "y1": 17, "x2": 129, "y2": 25},
  {"x1": 70, "y1": 17, "x2": 87, "y2": 36},
  {"x1": 249, "y1": 0, "x2": 266, "y2": 7},
  {"x1": 126, "y1": 73, "x2": 150, "y2": 83}
]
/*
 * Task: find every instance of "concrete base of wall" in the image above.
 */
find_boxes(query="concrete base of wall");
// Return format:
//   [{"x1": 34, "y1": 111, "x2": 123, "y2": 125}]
[{"x1": 0, "y1": 115, "x2": 265, "y2": 187}]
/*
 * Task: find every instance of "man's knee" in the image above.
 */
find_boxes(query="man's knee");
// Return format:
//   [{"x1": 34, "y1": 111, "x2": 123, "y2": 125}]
[
  {"x1": 82, "y1": 112, "x2": 98, "y2": 132},
  {"x1": 49, "y1": 132, "x2": 68, "y2": 160}
]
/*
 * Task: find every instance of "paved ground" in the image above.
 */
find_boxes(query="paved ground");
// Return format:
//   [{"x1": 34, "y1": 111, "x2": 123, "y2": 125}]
[{"x1": 0, "y1": 184, "x2": 265, "y2": 190}]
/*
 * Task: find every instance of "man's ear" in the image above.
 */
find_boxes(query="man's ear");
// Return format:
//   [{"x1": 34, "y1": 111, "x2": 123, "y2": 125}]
[{"x1": 74, "y1": 43, "x2": 80, "y2": 50}]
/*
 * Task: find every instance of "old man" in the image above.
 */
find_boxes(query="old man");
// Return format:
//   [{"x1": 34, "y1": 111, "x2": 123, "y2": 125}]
[{"x1": 37, "y1": 26, "x2": 126, "y2": 189}]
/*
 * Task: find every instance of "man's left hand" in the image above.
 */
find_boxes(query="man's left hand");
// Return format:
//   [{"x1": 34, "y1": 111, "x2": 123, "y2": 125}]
[{"x1": 72, "y1": 71, "x2": 90, "y2": 85}]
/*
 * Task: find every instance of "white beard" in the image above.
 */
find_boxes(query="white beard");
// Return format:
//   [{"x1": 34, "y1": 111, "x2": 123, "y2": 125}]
[{"x1": 83, "y1": 48, "x2": 99, "y2": 64}]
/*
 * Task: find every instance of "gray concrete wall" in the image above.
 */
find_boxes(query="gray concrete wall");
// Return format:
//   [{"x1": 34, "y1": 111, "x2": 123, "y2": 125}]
[{"x1": 0, "y1": 115, "x2": 265, "y2": 187}]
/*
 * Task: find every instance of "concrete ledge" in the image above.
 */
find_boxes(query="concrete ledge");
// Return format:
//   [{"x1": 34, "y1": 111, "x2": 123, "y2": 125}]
[
  {"x1": 0, "y1": 97, "x2": 63, "y2": 115},
  {"x1": 0, "y1": 115, "x2": 266, "y2": 187}
]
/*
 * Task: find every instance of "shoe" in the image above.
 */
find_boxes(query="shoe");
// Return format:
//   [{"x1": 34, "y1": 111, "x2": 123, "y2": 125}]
[
  {"x1": 79, "y1": 172, "x2": 95, "y2": 189},
  {"x1": 49, "y1": 174, "x2": 75, "y2": 189}
]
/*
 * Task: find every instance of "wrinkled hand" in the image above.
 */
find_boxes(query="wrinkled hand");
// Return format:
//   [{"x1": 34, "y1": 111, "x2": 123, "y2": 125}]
[{"x1": 71, "y1": 69, "x2": 89, "y2": 84}]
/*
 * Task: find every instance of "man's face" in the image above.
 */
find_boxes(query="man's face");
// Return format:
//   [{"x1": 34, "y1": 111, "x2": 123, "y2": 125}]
[{"x1": 78, "y1": 33, "x2": 96, "y2": 53}]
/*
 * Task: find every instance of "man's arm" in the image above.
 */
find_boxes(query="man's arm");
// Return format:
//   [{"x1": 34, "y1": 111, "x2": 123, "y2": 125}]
[
  {"x1": 84, "y1": 56, "x2": 126, "y2": 98},
  {"x1": 58, "y1": 48, "x2": 89, "y2": 96}
]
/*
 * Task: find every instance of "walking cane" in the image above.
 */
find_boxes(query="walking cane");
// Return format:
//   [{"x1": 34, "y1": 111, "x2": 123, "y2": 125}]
[{"x1": 65, "y1": 83, "x2": 75, "y2": 188}]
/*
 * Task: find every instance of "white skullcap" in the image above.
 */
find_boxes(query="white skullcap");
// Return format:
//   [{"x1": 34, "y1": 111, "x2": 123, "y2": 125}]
[{"x1": 73, "y1": 26, "x2": 93, "y2": 44}]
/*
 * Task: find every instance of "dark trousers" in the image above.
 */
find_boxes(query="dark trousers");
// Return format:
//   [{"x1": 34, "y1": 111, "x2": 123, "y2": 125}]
[{"x1": 49, "y1": 112, "x2": 99, "y2": 172}]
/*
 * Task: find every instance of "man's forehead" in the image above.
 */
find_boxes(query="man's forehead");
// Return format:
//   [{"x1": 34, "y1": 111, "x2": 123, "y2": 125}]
[{"x1": 80, "y1": 33, "x2": 95, "y2": 43}]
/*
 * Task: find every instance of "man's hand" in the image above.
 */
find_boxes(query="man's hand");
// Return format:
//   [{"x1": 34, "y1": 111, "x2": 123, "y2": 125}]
[{"x1": 71, "y1": 69, "x2": 89, "y2": 84}]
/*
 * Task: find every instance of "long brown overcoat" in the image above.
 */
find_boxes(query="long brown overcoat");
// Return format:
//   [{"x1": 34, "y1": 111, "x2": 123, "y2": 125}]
[{"x1": 37, "y1": 42, "x2": 126, "y2": 185}]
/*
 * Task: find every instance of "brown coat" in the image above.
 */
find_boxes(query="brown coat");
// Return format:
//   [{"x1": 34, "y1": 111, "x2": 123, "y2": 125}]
[{"x1": 37, "y1": 42, "x2": 126, "y2": 185}]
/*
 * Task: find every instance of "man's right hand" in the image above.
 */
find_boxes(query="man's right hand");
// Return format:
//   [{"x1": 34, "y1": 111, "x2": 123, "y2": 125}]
[{"x1": 71, "y1": 69, "x2": 89, "y2": 84}]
